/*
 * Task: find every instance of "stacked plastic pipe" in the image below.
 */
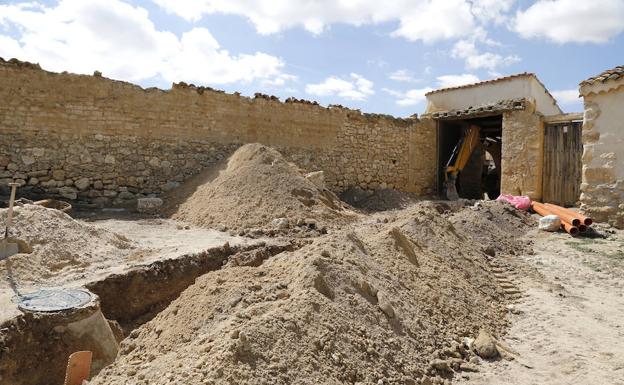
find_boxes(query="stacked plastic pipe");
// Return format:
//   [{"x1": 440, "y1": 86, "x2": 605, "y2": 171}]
[{"x1": 531, "y1": 202, "x2": 593, "y2": 237}]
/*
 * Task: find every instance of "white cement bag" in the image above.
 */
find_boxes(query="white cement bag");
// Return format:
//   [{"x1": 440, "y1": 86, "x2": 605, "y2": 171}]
[{"x1": 538, "y1": 215, "x2": 561, "y2": 232}]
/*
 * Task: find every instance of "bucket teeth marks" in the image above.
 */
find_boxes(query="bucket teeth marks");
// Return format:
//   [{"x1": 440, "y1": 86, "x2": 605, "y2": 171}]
[{"x1": 488, "y1": 259, "x2": 523, "y2": 302}]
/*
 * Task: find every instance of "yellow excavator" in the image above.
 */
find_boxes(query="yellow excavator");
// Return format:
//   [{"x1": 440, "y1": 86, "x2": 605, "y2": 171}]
[{"x1": 443, "y1": 124, "x2": 481, "y2": 200}]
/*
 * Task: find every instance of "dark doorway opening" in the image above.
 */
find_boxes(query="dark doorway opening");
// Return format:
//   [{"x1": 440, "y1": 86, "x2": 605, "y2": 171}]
[{"x1": 437, "y1": 114, "x2": 503, "y2": 200}]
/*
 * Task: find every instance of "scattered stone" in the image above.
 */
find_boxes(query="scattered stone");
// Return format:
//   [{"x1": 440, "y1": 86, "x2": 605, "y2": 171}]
[
  {"x1": 137, "y1": 197, "x2": 163, "y2": 213},
  {"x1": 429, "y1": 359, "x2": 451, "y2": 372},
  {"x1": 462, "y1": 337, "x2": 474, "y2": 350},
  {"x1": 459, "y1": 362, "x2": 479, "y2": 372},
  {"x1": 271, "y1": 218, "x2": 290, "y2": 229},
  {"x1": 472, "y1": 329, "x2": 499, "y2": 359}
]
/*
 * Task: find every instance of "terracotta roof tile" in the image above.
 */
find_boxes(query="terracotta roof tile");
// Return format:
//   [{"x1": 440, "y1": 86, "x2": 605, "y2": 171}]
[
  {"x1": 580, "y1": 65, "x2": 624, "y2": 86},
  {"x1": 425, "y1": 98, "x2": 526, "y2": 120},
  {"x1": 425, "y1": 73, "x2": 535, "y2": 95}
]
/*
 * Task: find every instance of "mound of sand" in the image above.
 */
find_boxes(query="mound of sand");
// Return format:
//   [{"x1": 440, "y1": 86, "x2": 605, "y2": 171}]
[
  {"x1": 0, "y1": 205, "x2": 132, "y2": 284},
  {"x1": 174, "y1": 144, "x2": 353, "y2": 230},
  {"x1": 93, "y1": 201, "x2": 532, "y2": 385},
  {"x1": 448, "y1": 200, "x2": 535, "y2": 256}
]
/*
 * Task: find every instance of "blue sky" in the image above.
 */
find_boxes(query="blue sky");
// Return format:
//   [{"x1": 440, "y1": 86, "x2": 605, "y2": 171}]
[{"x1": 1, "y1": 0, "x2": 623, "y2": 116}]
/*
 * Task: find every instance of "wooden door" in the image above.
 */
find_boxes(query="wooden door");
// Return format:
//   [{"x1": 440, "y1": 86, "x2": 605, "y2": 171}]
[{"x1": 542, "y1": 122, "x2": 582, "y2": 206}]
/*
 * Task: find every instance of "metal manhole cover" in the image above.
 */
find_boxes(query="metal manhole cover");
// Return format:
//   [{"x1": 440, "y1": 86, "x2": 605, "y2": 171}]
[{"x1": 17, "y1": 288, "x2": 92, "y2": 312}]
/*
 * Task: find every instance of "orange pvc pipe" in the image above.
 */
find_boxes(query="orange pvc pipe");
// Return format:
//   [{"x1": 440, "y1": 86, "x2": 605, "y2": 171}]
[
  {"x1": 560, "y1": 219, "x2": 580, "y2": 237},
  {"x1": 545, "y1": 203, "x2": 593, "y2": 226},
  {"x1": 532, "y1": 202, "x2": 579, "y2": 236},
  {"x1": 542, "y1": 204, "x2": 581, "y2": 227},
  {"x1": 531, "y1": 202, "x2": 556, "y2": 217}
]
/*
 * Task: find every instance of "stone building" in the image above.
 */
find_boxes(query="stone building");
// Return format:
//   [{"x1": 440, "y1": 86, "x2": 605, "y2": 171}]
[
  {"x1": 423, "y1": 73, "x2": 582, "y2": 205},
  {"x1": 579, "y1": 66, "x2": 624, "y2": 228}
]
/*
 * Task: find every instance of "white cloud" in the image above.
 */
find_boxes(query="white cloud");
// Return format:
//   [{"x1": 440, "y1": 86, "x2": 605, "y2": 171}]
[
  {"x1": 306, "y1": 73, "x2": 374, "y2": 101},
  {"x1": 384, "y1": 73, "x2": 479, "y2": 107},
  {"x1": 470, "y1": 0, "x2": 515, "y2": 24},
  {"x1": 383, "y1": 87, "x2": 434, "y2": 107},
  {"x1": 149, "y1": 1, "x2": 524, "y2": 74},
  {"x1": 153, "y1": 0, "x2": 411, "y2": 34},
  {"x1": 551, "y1": 89, "x2": 580, "y2": 105},
  {"x1": 152, "y1": 0, "x2": 514, "y2": 43},
  {"x1": 0, "y1": 0, "x2": 284, "y2": 86},
  {"x1": 451, "y1": 40, "x2": 520, "y2": 71},
  {"x1": 388, "y1": 69, "x2": 420, "y2": 83},
  {"x1": 261, "y1": 74, "x2": 298, "y2": 88},
  {"x1": 514, "y1": 0, "x2": 624, "y2": 43},
  {"x1": 436, "y1": 74, "x2": 479, "y2": 88},
  {"x1": 392, "y1": 0, "x2": 476, "y2": 43}
]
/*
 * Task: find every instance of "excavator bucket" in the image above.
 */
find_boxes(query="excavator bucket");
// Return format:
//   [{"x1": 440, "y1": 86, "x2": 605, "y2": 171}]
[
  {"x1": 445, "y1": 175, "x2": 459, "y2": 201},
  {"x1": 442, "y1": 125, "x2": 481, "y2": 201}
]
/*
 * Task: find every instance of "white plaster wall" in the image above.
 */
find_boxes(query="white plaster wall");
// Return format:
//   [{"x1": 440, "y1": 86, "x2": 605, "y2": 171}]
[
  {"x1": 425, "y1": 76, "x2": 562, "y2": 116},
  {"x1": 580, "y1": 78, "x2": 624, "y2": 228},
  {"x1": 529, "y1": 77, "x2": 566, "y2": 117},
  {"x1": 584, "y1": 87, "x2": 624, "y2": 179}
]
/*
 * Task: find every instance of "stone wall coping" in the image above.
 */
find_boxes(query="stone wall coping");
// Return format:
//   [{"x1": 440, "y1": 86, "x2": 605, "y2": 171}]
[{"x1": 0, "y1": 56, "x2": 418, "y2": 127}]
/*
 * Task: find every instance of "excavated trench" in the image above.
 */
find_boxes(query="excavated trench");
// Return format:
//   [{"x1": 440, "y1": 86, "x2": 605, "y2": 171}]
[{"x1": 0, "y1": 241, "x2": 300, "y2": 385}]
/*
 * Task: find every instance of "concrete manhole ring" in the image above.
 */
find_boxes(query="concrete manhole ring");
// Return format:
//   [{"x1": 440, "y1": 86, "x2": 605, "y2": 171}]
[{"x1": 17, "y1": 287, "x2": 93, "y2": 312}]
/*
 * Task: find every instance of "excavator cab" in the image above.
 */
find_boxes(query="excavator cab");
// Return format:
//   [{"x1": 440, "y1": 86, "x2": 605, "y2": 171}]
[{"x1": 443, "y1": 124, "x2": 482, "y2": 200}]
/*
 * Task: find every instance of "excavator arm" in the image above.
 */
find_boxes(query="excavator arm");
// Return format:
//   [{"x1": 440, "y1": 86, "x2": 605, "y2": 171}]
[{"x1": 444, "y1": 124, "x2": 481, "y2": 200}]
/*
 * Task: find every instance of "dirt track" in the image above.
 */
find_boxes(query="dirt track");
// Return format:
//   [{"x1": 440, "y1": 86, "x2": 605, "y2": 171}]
[{"x1": 457, "y1": 228, "x2": 624, "y2": 385}]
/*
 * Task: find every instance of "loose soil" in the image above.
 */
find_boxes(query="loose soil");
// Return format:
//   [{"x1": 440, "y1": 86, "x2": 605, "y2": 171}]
[
  {"x1": 0, "y1": 207, "x2": 264, "y2": 385},
  {"x1": 92, "y1": 201, "x2": 533, "y2": 385},
  {"x1": 0, "y1": 205, "x2": 254, "y2": 323},
  {"x1": 174, "y1": 143, "x2": 356, "y2": 231},
  {"x1": 4, "y1": 143, "x2": 620, "y2": 385},
  {"x1": 0, "y1": 205, "x2": 132, "y2": 284}
]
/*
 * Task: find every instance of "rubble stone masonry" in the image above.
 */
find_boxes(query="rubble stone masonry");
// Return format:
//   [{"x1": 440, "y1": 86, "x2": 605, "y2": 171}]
[
  {"x1": 0, "y1": 59, "x2": 436, "y2": 206},
  {"x1": 500, "y1": 103, "x2": 544, "y2": 200},
  {"x1": 580, "y1": 83, "x2": 624, "y2": 228}
]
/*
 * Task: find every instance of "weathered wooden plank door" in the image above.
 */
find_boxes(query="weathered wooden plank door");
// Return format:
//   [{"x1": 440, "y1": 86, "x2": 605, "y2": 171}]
[{"x1": 542, "y1": 122, "x2": 583, "y2": 206}]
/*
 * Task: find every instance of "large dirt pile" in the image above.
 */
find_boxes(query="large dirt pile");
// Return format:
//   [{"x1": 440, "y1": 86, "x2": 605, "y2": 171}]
[
  {"x1": 93, "y1": 201, "x2": 532, "y2": 385},
  {"x1": 0, "y1": 205, "x2": 132, "y2": 283},
  {"x1": 174, "y1": 144, "x2": 354, "y2": 231},
  {"x1": 448, "y1": 200, "x2": 535, "y2": 256}
]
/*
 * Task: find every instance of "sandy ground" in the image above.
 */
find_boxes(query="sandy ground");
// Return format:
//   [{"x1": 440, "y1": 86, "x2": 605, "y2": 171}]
[
  {"x1": 0, "y1": 211, "x2": 258, "y2": 323},
  {"x1": 82, "y1": 215, "x2": 253, "y2": 262},
  {"x1": 457, "y1": 226, "x2": 624, "y2": 385}
]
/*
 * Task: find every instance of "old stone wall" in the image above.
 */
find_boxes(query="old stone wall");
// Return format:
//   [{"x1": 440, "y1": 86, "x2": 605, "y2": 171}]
[
  {"x1": 500, "y1": 102, "x2": 544, "y2": 200},
  {"x1": 0, "y1": 59, "x2": 436, "y2": 206},
  {"x1": 580, "y1": 86, "x2": 624, "y2": 228}
]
